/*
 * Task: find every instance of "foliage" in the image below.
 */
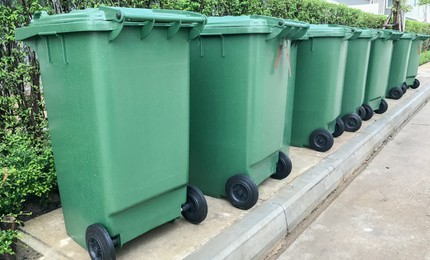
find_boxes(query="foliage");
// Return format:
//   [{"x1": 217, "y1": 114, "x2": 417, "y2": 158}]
[
  {"x1": 0, "y1": 129, "x2": 56, "y2": 215},
  {"x1": 420, "y1": 50, "x2": 430, "y2": 65},
  {"x1": 0, "y1": 229, "x2": 19, "y2": 255}
]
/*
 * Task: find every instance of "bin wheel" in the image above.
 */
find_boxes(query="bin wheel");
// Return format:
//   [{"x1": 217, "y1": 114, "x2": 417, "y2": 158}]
[
  {"x1": 310, "y1": 129, "x2": 334, "y2": 152},
  {"x1": 388, "y1": 87, "x2": 403, "y2": 100},
  {"x1": 375, "y1": 99, "x2": 388, "y2": 114},
  {"x1": 271, "y1": 151, "x2": 292, "y2": 180},
  {"x1": 332, "y1": 117, "x2": 345, "y2": 138},
  {"x1": 225, "y1": 175, "x2": 258, "y2": 210},
  {"x1": 181, "y1": 185, "x2": 208, "y2": 224},
  {"x1": 362, "y1": 104, "x2": 374, "y2": 121},
  {"x1": 411, "y1": 79, "x2": 420, "y2": 89},
  {"x1": 401, "y1": 82, "x2": 407, "y2": 94},
  {"x1": 357, "y1": 106, "x2": 367, "y2": 120},
  {"x1": 86, "y1": 224, "x2": 116, "y2": 260},
  {"x1": 342, "y1": 113, "x2": 362, "y2": 132}
]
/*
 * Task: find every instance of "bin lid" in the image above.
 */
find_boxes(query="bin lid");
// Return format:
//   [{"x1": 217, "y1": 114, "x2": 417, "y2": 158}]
[
  {"x1": 283, "y1": 19, "x2": 310, "y2": 40},
  {"x1": 378, "y1": 29, "x2": 403, "y2": 40},
  {"x1": 299, "y1": 24, "x2": 356, "y2": 40},
  {"x1": 356, "y1": 29, "x2": 380, "y2": 39},
  {"x1": 400, "y1": 32, "x2": 416, "y2": 39},
  {"x1": 417, "y1": 34, "x2": 430, "y2": 40},
  {"x1": 201, "y1": 16, "x2": 306, "y2": 38},
  {"x1": 15, "y1": 6, "x2": 206, "y2": 41}
]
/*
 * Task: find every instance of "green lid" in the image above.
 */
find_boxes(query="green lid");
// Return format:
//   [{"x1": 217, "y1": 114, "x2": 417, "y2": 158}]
[
  {"x1": 15, "y1": 6, "x2": 206, "y2": 41},
  {"x1": 202, "y1": 16, "x2": 308, "y2": 40},
  {"x1": 299, "y1": 24, "x2": 356, "y2": 40},
  {"x1": 283, "y1": 19, "x2": 310, "y2": 40},
  {"x1": 357, "y1": 29, "x2": 380, "y2": 39},
  {"x1": 417, "y1": 34, "x2": 430, "y2": 40},
  {"x1": 378, "y1": 29, "x2": 403, "y2": 40},
  {"x1": 400, "y1": 32, "x2": 416, "y2": 39}
]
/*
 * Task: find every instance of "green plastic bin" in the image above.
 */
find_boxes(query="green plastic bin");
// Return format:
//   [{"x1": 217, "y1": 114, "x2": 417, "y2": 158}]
[
  {"x1": 340, "y1": 29, "x2": 379, "y2": 132},
  {"x1": 362, "y1": 30, "x2": 403, "y2": 120},
  {"x1": 386, "y1": 32, "x2": 415, "y2": 99},
  {"x1": 290, "y1": 25, "x2": 355, "y2": 152},
  {"x1": 16, "y1": 7, "x2": 207, "y2": 259},
  {"x1": 282, "y1": 20, "x2": 310, "y2": 162},
  {"x1": 406, "y1": 34, "x2": 430, "y2": 89},
  {"x1": 189, "y1": 16, "x2": 299, "y2": 210}
]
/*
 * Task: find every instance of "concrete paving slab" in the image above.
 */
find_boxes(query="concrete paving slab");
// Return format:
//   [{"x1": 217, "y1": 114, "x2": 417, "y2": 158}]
[
  {"x1": 19, "y1": 64, "x2": 430, "y2": 259},
  {"x1": 278, "y1": 87, "x2": 430, "y2": 260}
]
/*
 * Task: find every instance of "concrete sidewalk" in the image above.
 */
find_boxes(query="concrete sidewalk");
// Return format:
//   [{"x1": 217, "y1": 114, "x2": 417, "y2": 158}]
[
  {"x1": 18, "y1": 64, "x2": 430, "y2": 259},
  {"x1": 277, "y1": 78, "x2": 430, "y2": 260}
]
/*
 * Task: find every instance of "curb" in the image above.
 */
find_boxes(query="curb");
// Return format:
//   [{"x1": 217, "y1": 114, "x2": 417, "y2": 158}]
[{"x1": 185, "y1": 84, "x2": 430, "y2": 260}]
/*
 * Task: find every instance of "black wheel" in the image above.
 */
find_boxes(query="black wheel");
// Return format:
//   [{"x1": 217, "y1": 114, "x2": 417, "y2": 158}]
[
  {"x1": 271, "y1": 151, "x2": 292, "y2": 180},
  {"x1": 225, "y1": 175, "x2": 258, "y2": 210},
  {"x1": 310, "y1": 128, "x2": 334, "y2": 152},
  {"x1": 375, "y1": 99, "x2": 388, "y2": 114},
  {"x1": 411, "y1": 79, "x2": 420, "y2": 89},
  {"x1": 357, "y1": 106, "x2": 366, "y2": 120},
  {"x1": 388, "y1": 87, "x2": 403, "y2": 100},
  {"x1": 362, "y1": 104, "x2": 374, "y2": 121},
  {"x1": 401, "y1": 82, "x2": 407, "y2": 94},
  {"x1": 332, "y1": 117, "x2": 345, "y2": 138},
  {"x1": 86, "y1": 224, "x2": 116, "y2": 260},
  {"x1": 181, "y1": 185, "x2": 208, "y2": 224},
  {"x1": 342, "y1": 113, "x2": 362, "y2": 132}
]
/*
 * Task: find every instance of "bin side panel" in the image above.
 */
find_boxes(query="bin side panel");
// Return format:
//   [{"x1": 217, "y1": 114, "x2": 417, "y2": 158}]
[
  {"x1": 248, "y1": 37, "x2": 287, "y2": 171},
  {"x1": 341, "y1": 39, "x2": 371, "y2": 116},
  {"x1": 406, "y1": 40, "x2": 422, "y2": 85},
  {"x1": 282, "y1": 43, "x2": 299, "y2": 153}
]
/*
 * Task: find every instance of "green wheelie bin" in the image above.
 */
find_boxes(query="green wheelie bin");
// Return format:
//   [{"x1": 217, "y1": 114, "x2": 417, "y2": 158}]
[
  {"x1": 340, "y1": 29, "x2": 379, "y2": 132},
  {"x1": 16, "y1": 7, "x2": 207, "y2": 260},
  {"x1": 362, "y1": 30, "x2": 403, "y2": 121},
  {"x1": 189, "y1": 16, "x2": 300, "y2": 210},
  {"x1": 281, "y1": 20, "x2": 310, "y2": 177},
  {"x1": 290, "y1": 25, "x2": 355, "y2": 152},
  {"x1": 406, "y1": 34, "x2": 430, "y2": 89},
  {"x1": 386, "y1": 32, "x2": 415, "y2": 99}
]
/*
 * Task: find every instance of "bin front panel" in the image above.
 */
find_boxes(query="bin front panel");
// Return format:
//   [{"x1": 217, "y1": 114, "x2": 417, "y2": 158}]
[
  {"x1": 291, "y1": 37, "x2": 347, "y2": 147},
  {"x1": 364, "y1": 39, "x2": 394, "y2": 110},
  {"x1": 341, "y1": 38, "x2": 372, "y2": 116},
  {"x1": 30, "y1": 26, "x2": 190, "y2": 246},
  {"x1": 387, "y1": 38, "x2": 412, "y2": 92},
  {"x1": 190, "y1": 34, "x2": 287, "y2": 197}
]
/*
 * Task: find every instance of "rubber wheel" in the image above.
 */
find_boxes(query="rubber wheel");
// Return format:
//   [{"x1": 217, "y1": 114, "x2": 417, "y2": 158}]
[
  {"x1": 411, "y1": 79, "x2": 420, "y2": 89},
  {"x1": 332, "y1": 117, "x2": 345, "y2": 138},
  {"x1": 271, "y1": 151, "x2": 292, "y2": 180},
  {"x1": 342, "y1": 113, "x2": 362, "y2": 132},
  {"x1": 401, "y1": 82, "x2": 407, "y2": 94},
  {"x1": 181, "y1": 185, "x2": 208, "y2": 224},
  {"x1": 375, "y1": 99, "x2": 388, "y2": 114},
  {"x1": 225, "y1": 175, "x2": 258, "y2": 210},
  {"x1": 362, "y1": 104, "x2": 374, "y2": 121},
  {"x1": 388, "y1": 87, "x2": 403, "y2": 100},
  {"x1": 309, "y1": 128, "x2": 334, "y2": 152},
  {"x1": 86, "y1": 224, "x2": 116, "y2": 260},
  {"x1": 357, "y1": 106, "x2": 366, "y2": 120}
]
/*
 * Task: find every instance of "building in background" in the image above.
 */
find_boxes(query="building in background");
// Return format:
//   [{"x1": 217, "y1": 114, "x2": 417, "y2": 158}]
[{"x1": 330, "y1": 0, "x2": 430, "y2": 22}]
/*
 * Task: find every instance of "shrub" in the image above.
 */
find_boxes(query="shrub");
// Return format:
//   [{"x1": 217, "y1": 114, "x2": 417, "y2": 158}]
[{"x1": 0, "y1": 129, "x2": 55, "y2": 215}]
